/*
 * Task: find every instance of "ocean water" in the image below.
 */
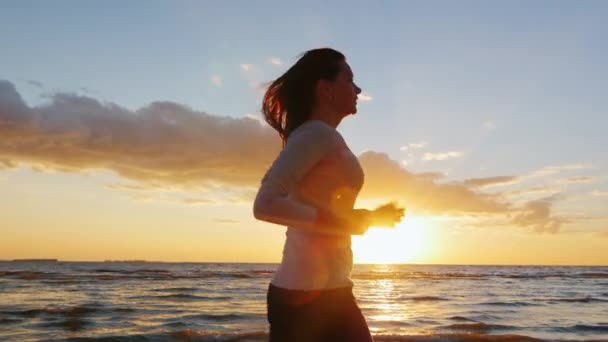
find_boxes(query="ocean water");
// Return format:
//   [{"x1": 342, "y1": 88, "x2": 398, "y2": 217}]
[{"x1": 0, "y1": 262, "x2": 606, "y2": 342}]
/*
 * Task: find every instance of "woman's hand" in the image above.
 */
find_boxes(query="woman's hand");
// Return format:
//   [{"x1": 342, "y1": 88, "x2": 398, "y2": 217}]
[{"x1": 369, "y1": 202, "x2": 405, "y2": 228}]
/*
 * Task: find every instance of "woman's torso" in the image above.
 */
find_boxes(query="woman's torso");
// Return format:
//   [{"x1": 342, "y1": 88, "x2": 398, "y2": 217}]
[{"x1": 271, "y1": 120, "x2": 365, "y2": 290}]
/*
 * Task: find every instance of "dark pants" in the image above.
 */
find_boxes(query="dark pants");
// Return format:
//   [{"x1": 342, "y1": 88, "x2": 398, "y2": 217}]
[{"x1": 266, "y1": 283, "x2": 374, "y2": 342}]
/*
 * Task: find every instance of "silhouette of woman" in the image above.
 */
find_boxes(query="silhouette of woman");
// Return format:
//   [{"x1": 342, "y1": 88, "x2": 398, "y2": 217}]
[{"x1": 253, "y1": 48, "x2": 405, "y2": 341}]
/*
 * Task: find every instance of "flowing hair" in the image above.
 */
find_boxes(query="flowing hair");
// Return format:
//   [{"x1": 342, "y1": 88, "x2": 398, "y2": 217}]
[{"x1": 261, "y1": 48, "x2": 345, "y2": 146}]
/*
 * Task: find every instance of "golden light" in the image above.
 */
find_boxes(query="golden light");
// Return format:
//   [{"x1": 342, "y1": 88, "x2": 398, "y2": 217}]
[{"x1": 352, "y1": 215, "x2": 431, "y2": 264}]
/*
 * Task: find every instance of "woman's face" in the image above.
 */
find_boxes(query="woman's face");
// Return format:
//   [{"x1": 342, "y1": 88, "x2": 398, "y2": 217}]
[{"x1": 321, "y1": 60, "x2": 362, "y2": 116}]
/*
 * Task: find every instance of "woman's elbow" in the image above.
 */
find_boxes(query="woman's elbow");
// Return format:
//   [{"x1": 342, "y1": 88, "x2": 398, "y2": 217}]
[
  {"x1": 252, "y1": 202, "x2": 264, "y2": 221},
  {"x1": 252, "y1": 195, "x2": 270, "y2": 222}
]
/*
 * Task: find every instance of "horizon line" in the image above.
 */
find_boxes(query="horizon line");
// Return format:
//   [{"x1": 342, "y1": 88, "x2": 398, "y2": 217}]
[{"x1": 0, "y1": 258, "x2": 605, "y2": 267}]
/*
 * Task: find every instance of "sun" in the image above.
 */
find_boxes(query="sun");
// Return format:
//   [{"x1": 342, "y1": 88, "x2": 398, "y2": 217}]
[{"x1": 351, "y1": 215, "x2": 431, "y2": 264}]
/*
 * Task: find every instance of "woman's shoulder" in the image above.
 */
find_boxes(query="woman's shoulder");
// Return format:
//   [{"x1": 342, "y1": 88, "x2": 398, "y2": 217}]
[{"x1": 288, "y1": 120, "x2": 338, "y2": 142}]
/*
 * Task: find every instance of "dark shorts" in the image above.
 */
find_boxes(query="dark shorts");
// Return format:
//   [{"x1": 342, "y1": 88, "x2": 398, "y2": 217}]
[{"x1": 266, "y1": 283, "x2": 374, "y2": 342}]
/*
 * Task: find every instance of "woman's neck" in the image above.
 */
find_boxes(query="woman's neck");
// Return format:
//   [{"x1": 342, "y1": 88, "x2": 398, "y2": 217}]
[{"x1": 309, "y1": 107, "x2": 342, "y2": 129}]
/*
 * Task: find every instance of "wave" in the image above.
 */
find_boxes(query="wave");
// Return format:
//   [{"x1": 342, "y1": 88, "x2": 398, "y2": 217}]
[
  {"x1": 0, "y1": 270, "x2": 58, "y2": 280},
  {"x1": 179, "y1": 313, "x2": 258, "y2": 322},
  {"x1": 409, "y1": 295, "x2": 449, "y2": 301},
  {"x1": 443, "y1": 322, "x2": 515, "y2": 332},
  {"x1": 0, "y1": 317, "x2": 22, "y2": 325},
  {"x1": 37, "y1": 318, "x2": 93, "y2": 332},
  {"x1": 373, "y1": 333, "x2": 543, "y2": 341},
  {"x1": 480, "y1": 301, "x2": 541, "y2": 307},
  {"x1": 150, "y1": 286, "x2": 198, "y2": 292},
  {"x1": 449, "y1": 316, "x2": 479, "y2": 322},
  {"x1": 552, "y1": 324, "x2": 608, "y2": 333},
  {"x1": 1, "y1": 304, "x2": 138, "y2": 318},
  {"x1": 544, "y1": 297, "x2": 608, "y2": 303},
  {"x1": 128, "y1": 294, "x2": 232, "y2": 301},
  {"x1": 2, "y1": 305, "x2": 100, "y2": 317},
  {"x1": 353, "y1": 272, "x2": 608, "y2": 281},
  {"x1": 577, "y1": 272, "x2": 608, "y2": 278},
  {"x1": 92, "y1": 268, "x2": 170, "y2": 274},
  {"x1": 52, "y1": 330, "x2": 550, "y2": 342},
  {"x1": 572, "y1": 324, "x2": 608, "y2": 333}
]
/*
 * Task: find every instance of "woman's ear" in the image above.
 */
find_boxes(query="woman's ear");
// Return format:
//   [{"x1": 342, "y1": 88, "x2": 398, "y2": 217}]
[{"x1": 316, "y1": 79, "x2": 334, "y2": 102}]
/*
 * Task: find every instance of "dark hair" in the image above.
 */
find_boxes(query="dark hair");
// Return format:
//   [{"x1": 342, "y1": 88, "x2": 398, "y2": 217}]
[{"x1": 261, "y1": 48, "x2": 345, "y2": 146}]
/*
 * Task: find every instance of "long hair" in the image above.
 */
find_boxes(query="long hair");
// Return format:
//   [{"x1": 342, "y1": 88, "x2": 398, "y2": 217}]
[{"x1": 261, "y1": 48, "x2": 345, "y2": 146}]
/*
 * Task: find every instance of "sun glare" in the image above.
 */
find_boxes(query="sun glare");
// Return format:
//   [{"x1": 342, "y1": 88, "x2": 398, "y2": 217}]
[{"x1": 352, "y1": 215, "x2": 431, "y2": 264}]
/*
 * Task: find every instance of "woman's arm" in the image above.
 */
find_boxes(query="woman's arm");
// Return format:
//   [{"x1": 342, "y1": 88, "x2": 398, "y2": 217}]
[
  {"x1": 253, "y1": 122, "x2": 363, "y2": 236},
  {"x1": 314, "y1": 207, "x2": 372, "y2": 235}
]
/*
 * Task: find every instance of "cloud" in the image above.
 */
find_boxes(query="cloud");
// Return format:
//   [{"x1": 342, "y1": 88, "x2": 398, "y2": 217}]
[
  {"x1": 106, "y1": 183, "x2": 153, "y2": 192},
  {"x1": 182, "y1": 198, "x2": 216, "y2": 205},
  {"x1": 0, "y1": 80, "x2": 280, "y2": 192},
  {"x1": 213, "y1": 218, "x2": 241, "y2": 224},
  {"x1": 416, "y1": 171, "x2": 446, "y2": 181},
  {"x1": 483, "y1": 121, "x2": 497, "y2": 130},
  {"x1": 128, "y1": 194, "x2": 154, "y2": 202},
  {"x1": 0, "y1": 159, "x2": 18, "y2": 169},
  {"x1": 358, "y1": 151, "x2": 508, "y2": 214},
  {"x1": 0, "y1": 80, "x2": 567, "y2": 232},
  {"x1": 529, "y1": 164, "x2": 590, "y2": 178},
  {"x1": 240, "y1": 64, "x2": 252, "y2": 72},
  {"x1": 211, "y1": 75, "x2": 222, "y2": 87},
  {"x1": 463, "y1": 176, "x2": 520, "y2": 188},
  {"x1": 590, "y1": 190, "x2": 608, "y2": 197},
  {"x1": 26, "y1": 80, "x2": 44, "y2": 88},
  {"x1": 557, "y1": 176, "x2": 593, "y2": 184},
  {"x1": 79, "y1": 87, "x2": 98, "y2": 95},
  {"x1": 357, "y1": 151, "x2": 566, "y2": 232},
  {"x1": 268, "y1": 57, "x2": 283, "y2": 66},
  {"x1": 423, "y1": 151, "x2": 464, "y2": 161},
  {"x1": 511, "y1": 197, "x2": 568, "y2": 233},
  {"x1": 245, "y1": 113, "x2": 264, "y2": 124},
  {"x1": 503, "y1": 185, "x2": 562, "y2": 198},
  {"x1": 357, "y1": 92, "x2": 373, "y2": 102},
  {"x1": 400, "y1": 142, "x2": 426, "y2": 151}
]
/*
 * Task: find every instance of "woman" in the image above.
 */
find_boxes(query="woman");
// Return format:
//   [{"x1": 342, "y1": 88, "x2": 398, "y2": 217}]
[{"x1": 253, "y1": 48, "x2": 405, "y2": 341}]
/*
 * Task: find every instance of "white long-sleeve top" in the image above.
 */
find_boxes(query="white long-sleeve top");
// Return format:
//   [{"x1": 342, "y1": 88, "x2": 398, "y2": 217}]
[{"x1": 253, "y1": 119, "x2": 365, "y2": 290}]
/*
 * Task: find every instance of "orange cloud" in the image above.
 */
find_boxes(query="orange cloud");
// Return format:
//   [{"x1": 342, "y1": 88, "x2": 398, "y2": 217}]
[
  {"x1": 463, "y1": 176, "x2": 520, "y2": 188},
  {"x1": 357, "y1": 151, "x2": 567, "y2": 232},
  {"x1": 358, "y1": 151, "x2": 508, "y2": 213},
  {"x1": 511, "y1": 198, "x2": 569, "y2": 233},
  {"x1": 502, "y1": 185, "x2": 562, "y2": 198},
  {"x1": 557, "y1": 176, "x2": 594, "y2": 184},
  {"x1": 0, "y1": 80, "x2": 280, "y2": 191},
  {"x1": 0, "y1": 80, "x2": 569, "y2": 232}
]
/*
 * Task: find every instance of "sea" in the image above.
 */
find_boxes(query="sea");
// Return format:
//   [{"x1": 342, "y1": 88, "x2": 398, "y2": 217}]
[{"x1": 0, "y1": 261, "x2": 607, "y2": 342}]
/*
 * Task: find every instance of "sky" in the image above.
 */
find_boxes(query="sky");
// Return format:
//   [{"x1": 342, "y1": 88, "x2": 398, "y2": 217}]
[{"x1": 1, "y1": 0, "x2": 607, "y2": 265}]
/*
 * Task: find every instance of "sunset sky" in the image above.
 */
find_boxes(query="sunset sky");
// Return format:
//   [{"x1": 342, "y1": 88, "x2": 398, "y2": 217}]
[{"x1": 1, "y1": 1, "x2": 607, "y2": 265}]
